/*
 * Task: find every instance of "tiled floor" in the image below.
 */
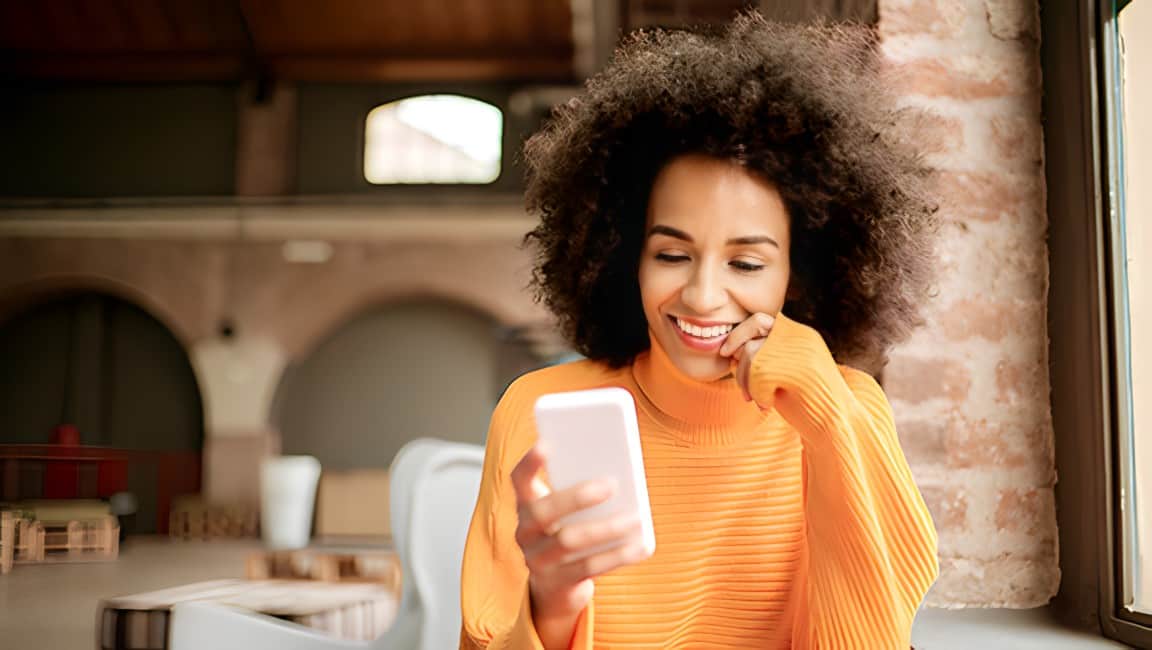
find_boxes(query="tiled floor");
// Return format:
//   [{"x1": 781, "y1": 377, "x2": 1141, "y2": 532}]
[{"x1": 0, "y1": 537, "x2": 1136, "y2": 650}]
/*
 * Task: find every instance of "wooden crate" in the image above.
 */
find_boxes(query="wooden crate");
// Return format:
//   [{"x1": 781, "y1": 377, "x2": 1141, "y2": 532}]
[
  {"x1": 46, "y1": 516, "x2": 118, "y2": 561},
  {"x1": 246, "y1": 549, "x2": 401, "y2": 593},
  {"x1": 14, "y1": 517, "x2": 44, "y2": 563},
  {"x1": 0, "y1": 511, "x2": 13, "y2": 575},
  {"x1": 169, "y1": 496, "x2": 258, "y2": 541},
  {"x1": 15, "y1": 515, "x2": 118, "y2": 563}
]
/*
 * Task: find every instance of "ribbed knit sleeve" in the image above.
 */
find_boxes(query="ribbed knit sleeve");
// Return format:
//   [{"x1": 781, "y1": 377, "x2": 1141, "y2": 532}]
[
  {"x1": 459, "y1": 379, "x2": 594, "y2": 650},
  {"x1": 747, "y1": 315, "x2": 939, "y2": 649}
]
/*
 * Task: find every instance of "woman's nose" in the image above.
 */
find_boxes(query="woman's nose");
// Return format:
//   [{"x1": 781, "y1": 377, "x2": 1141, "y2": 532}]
[{"x1": 681, "y1": 266, "x2": 727, "y2": 314}]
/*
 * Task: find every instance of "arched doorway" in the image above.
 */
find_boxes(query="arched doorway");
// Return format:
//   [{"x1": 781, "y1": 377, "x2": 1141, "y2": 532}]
[
  {"x1": 273, "y1": 299, "x2": 537, "y2": 469},
  {"x1": 0, "y1": 291, "x2": 204, "y2": 532}
]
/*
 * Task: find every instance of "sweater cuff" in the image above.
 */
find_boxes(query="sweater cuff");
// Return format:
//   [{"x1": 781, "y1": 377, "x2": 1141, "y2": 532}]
[
  {"x1": 506, "y1": 585, "x2": 547, "y2": 650},
  {"x1": 747, "y1": 314, "x2": 853, "y2": 441},
  {"x1": 504, "y1": 585, "x2": 593, "y2": 650}
]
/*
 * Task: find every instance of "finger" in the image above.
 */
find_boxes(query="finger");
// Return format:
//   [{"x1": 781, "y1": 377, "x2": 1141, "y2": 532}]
[
  {"x1": 524, "y1": 515, "x2": 643, "y2": 568},
  {"x1": 718, "y1": 322, "x2": 749, "y2": 358},
  {"x1": 719, "y1": 313, "x2": 775, "y2": 357},
  {"x1": 543, "y1": 540, "x2": 653, "y2": 585},
  {"x1": 524, "y1": 479, "x2": 616, "y2": 535},
  {"x1": 511, "y1": 446, "x2": 550, "y2": 504}
]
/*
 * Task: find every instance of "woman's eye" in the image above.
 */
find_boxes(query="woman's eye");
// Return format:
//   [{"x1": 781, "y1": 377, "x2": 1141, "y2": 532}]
[
  {"x1": 655, "y1": 252, "x2": 690, "y2": 263},
  {"x1": 730, "y1": 260, "x2": 765, "y2": 272}
]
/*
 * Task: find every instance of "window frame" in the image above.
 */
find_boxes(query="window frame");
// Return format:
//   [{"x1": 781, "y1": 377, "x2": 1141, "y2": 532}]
[{"x1": 1043, "y1": 0, "x2": 1152, "y2": 645}]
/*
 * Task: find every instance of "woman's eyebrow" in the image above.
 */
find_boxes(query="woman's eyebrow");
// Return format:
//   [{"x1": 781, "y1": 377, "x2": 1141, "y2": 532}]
[
  {"x1": 648, "y1": 224, "x2": 693, "y2": 241},
  {"x1": 727, "y1": 235, "x2": 779, "y2": 249},
  {"x1": 647, "y1": 225, "x2": 779, "y2": 249}
]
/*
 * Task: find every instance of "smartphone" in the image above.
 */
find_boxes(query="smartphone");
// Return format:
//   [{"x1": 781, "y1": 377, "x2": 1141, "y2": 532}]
[{"x1": 533, "y1": 387, "x2": 656, "y2": 557}]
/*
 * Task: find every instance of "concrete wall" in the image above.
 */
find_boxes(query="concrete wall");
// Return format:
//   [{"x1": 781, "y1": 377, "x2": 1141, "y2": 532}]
[
  {"x1": 0, "y1": 294, "x2": 202, "y2": 451},
  {"x1": 273, "y1": 300, "x2": 506, "y2": 470},
  {"x1": 879, "y1": 0, "x2": 1056, "y2": 607},
  {"x1": 0, "y1": 85, "x2": 237, "y2": 197}
]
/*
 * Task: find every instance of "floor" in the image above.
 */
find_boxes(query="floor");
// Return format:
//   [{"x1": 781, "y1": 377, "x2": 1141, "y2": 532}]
[
  {"x1": 0, "y1": 536, "x2": 258, "y2": 650},
  {"x1": 0, "y1": 536, "x2": 1137, "y2": 650}
]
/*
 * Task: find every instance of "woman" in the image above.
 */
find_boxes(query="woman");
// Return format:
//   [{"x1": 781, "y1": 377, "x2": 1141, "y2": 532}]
[{"x1": 460, "y1": 14, "x2": 939, "y2": 649}]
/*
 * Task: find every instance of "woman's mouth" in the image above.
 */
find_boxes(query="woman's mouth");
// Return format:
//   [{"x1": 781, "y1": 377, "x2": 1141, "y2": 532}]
[{"x1": 667, "y1": 315, "x2": 735, "y2": 352}]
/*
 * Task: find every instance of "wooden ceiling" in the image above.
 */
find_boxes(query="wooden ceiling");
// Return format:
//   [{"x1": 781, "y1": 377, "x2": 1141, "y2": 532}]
[{"x1": 0, "y1": 0, "x2": 575, "y2": 83}]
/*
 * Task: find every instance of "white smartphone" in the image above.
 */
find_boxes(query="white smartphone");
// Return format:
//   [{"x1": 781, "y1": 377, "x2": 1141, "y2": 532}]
[{"x1": 533, "y1": 387, "x2": 656, "y2": 557}]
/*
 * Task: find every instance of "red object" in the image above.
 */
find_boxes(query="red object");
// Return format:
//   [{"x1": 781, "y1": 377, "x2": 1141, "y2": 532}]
[
  {"x1": 0, "y1": 444, "x2": 200, "y2": 534},
  {"x1": 53, "y1": 424, "x2": 81, "y2": 446},
  {"x1": 97, "y1": 460, "x2": 129, "y2": 497}
]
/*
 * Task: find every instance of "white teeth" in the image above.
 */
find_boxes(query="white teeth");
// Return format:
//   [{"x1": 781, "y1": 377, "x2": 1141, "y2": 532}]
[{"x1": 675, "y1": 318, "x2": 733, "y2": 339}]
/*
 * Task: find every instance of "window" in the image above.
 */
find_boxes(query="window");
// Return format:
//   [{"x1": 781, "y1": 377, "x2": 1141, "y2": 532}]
[
  {"x1": 1043, "y1": 0, "x2": 1152, "y2": 644},
  {"x1": 1106, "y1": 0, "x2": 1152, "y2": 622},
  {"x1": 363, "y1": 95, "x2": 503, "y2": 185}
]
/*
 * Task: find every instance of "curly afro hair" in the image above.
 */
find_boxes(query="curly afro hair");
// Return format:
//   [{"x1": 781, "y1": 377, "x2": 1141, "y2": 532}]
[{"x1": 524, "y1": 13, "x2": 938, "y2": 374}]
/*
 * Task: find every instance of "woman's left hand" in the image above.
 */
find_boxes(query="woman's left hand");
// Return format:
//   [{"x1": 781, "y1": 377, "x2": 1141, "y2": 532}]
[{"x1": 719, "y1": 312, "x2": 776, "y2": 402}]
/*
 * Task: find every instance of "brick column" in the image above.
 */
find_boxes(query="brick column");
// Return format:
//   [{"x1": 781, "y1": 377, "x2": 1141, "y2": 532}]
[{"x1": 879, "y1": 0, "x2": 1057, "y2": 607}]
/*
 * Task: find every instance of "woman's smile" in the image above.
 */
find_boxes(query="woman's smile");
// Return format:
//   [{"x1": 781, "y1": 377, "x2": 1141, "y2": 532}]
[{"x1": 666, "y1": 315, "x2": 738, "y2": 352}]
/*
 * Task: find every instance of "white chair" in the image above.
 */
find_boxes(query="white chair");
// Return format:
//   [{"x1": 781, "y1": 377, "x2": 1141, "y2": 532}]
[{"x1": 169, "y1": 439, "x2": 485, "y2": 650}]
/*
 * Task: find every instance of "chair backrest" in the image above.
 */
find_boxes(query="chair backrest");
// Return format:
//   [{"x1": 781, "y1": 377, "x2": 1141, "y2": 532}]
[
  {"x1": 408, "y1": 445, "x2": 484, "y2": 650},
  {"x1": 387, "y1": 439, "x2": 448, "y2": 563},
  {"x1": 378, "y1": 439, "x2": 484, "y2": 650}
]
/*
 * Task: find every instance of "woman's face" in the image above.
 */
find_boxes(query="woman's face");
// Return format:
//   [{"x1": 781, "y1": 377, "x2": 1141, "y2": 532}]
[{"x1": 639, "y1": 154, "x2": 791, "y2": 382}]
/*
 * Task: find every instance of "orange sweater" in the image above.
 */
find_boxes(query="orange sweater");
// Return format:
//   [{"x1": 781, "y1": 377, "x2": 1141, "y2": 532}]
[{"x1": 460, "y1": 315, "x2": 938, "y2": 649}]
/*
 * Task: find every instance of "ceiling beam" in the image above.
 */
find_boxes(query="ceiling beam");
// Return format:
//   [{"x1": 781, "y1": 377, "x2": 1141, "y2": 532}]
[{"x1": 0, "y1": 53, "x2": 574, "y2": 83}]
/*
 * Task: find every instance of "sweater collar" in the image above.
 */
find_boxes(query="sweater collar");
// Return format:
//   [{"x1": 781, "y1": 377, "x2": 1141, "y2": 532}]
[{"x1": 630, "y1": 331, "x2": 768, "y2": 440}]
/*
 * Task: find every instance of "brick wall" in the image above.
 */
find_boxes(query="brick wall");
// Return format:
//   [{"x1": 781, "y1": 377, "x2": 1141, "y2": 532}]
[{"x1": 879, "y1": 0, "x2": 1056, "y2": 606}]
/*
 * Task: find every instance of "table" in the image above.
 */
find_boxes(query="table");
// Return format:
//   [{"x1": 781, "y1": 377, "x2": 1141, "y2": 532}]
[{"x1": 97, "y1": 579, "x2": 399, "y2": 650}]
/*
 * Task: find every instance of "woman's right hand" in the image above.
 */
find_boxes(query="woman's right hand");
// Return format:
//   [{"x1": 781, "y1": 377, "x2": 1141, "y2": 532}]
[{"x1": 511, "y1": 445, "x2": 652, "y2": 649}]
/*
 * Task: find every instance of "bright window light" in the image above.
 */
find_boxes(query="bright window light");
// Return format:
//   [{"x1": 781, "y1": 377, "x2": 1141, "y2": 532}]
[{"x1": 364, "y1": 95, "x2": 503, "y2": 185}]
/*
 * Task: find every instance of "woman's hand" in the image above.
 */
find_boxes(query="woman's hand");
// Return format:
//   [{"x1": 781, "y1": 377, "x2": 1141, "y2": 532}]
[
  {"x1": 719, "y1": 312, "x2": 776, "y2": 402},
  {"x1": 510, "y1": 446, "x2": 651, "y2": 649}
]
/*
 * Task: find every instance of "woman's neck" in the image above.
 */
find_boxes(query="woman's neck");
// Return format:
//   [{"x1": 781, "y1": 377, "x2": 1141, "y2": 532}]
[{"x1": 629, "y1": 332, "x2": 769, "y2": 443}]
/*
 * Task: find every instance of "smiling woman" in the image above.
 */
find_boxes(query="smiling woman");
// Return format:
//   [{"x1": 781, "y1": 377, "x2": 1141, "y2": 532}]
[{"x1": 460, "y1": 12, "x2": 939, "y2": 650}]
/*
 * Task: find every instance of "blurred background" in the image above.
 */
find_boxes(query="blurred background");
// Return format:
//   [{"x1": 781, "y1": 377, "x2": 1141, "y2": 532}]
[{"x1": 0, "y1": 0, "x2": 1147, "y2": 649}]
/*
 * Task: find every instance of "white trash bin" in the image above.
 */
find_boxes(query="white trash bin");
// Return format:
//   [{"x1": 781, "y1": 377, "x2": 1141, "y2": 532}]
[{"x1": 260, "y1": 455, "x2": 321, "y2": 550}]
